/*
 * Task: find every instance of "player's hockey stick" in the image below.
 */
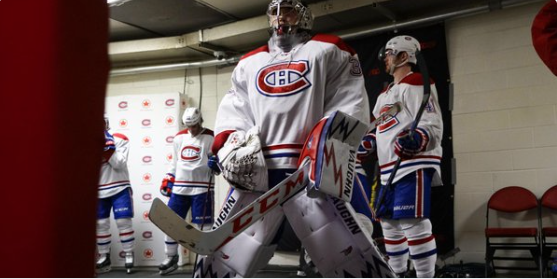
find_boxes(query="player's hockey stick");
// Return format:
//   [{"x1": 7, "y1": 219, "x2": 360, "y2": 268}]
[
  {"x1": 149, "y1": 107, "x2": 401, "y2": 255},
  {"x1": 375, "y1": 50, "x2": 432, "y2": 215},
  {"x1": 149, "y1": 161, "x2": 311, "y2": 255}
]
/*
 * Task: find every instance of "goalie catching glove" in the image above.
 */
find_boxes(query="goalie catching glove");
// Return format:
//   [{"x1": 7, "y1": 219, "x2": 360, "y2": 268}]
[
  {"x1": 394, "y1": 127, "x2": 429, "y2": 159},
  {"x1": 217, "y1": 126, "x2": 268, "y2": 192},
  {"x1": 160, "y1": 173, "x2": 175, "y2": 197}
]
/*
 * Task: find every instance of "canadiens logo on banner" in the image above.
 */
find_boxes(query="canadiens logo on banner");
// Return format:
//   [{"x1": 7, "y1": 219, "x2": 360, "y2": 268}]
[
  {"x1": 378, "y1": 104, "x2": 399, "y2": 133},
  {"x1": 256, "y1": 60, "x2": 311, "y2": 97},
  {"x1": 181, "y1": 145, "x2": 201, "y2": 161},
  {"x1": 142, "y1": 193, "x2": 152, "y2": 201},
  {"x1": 165, "y1": 99, "x2": 175, "y2": 107},
  {"x1": 142, "y1": 119, "x2": 152, "y2": 127},
  {"x1": 166, "y1": 136, "x2": 174, "y2": 144},
  {"x1": 142, "y1": 231, "x2": 153, "y2": 239},
  {"x1": 118, "y1": 101, "x2": 128, "y2": 109}
]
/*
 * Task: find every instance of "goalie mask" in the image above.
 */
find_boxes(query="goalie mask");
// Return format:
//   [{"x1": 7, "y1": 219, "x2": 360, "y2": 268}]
[
  {"x1": 182, "y1": 107, "x2": 202, "y2": 127},
  {"x1": 378, "y1": 35, "x2": 421, "y2": 74},
  {"x1": 267, "y1": 0, "x2": 313, "y2": 36}
]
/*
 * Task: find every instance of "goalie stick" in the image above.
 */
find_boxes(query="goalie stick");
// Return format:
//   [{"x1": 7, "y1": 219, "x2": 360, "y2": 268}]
[
  {"x1": 149, "y1": 106, "x2": 401, "y2": 255},
  {"x1": 375, "y1": 50, "x2": 432, "y2": 214}
]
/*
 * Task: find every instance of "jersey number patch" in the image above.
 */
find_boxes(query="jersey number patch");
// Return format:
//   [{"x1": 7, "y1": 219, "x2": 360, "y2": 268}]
[{"x1": 256, "y1": 60, "x2": 311, "y2": 97}]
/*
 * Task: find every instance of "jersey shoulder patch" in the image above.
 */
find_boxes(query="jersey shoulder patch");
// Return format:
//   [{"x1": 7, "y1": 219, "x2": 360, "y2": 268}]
[
  {"x1": 311, "y1": 33, "x2": 357, "y2": 56},
  {"x1": 241, "y1": 45, "x2": 270, "y2": 61}
]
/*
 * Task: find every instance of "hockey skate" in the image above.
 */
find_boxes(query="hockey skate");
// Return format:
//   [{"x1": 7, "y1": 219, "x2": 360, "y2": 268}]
[
  {"x1": 158, "y1": 254, "x2": 179, "y2": 275},
  {"x1": 95, "y1": 253, "x2": 111, "y2": 274},
  {"x1": 125, "y1": 252, "x2": 134, "y2": 274}
]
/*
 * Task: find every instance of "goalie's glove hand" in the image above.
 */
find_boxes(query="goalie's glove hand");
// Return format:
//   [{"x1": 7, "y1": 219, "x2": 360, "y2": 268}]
[
  {"x1": 160, "y1": 173, "x2": 175, "y2": 197},
  {"x1": 394, "y1": 128, "x2": 429, "y2": 159},
  {"x1": 357, "y1": 132, "x2": 376, "y2": 162},
  {"x1": 207, "y1": 155, "x2": 221, "y2": 175},
  {"x1": 218, "y1": 127, "x2": 268, "y2": 192}
]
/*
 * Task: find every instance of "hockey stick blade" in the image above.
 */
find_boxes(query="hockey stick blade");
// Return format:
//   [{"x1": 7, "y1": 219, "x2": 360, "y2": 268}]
[{"x1": 149, "y1": 161, "x2": 310, "y2": 255}]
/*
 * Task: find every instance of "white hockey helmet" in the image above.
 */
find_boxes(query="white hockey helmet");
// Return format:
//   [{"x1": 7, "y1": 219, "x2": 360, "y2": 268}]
[
  {"x1": 182, "y1": 107, "x2": 202, "y2": 127},
  {"x1": 384, "y1": 35, "x2": 421, "y2": 64},
  {"x1": 267, "y1": 0, "x2": 313, "y2": 34}
]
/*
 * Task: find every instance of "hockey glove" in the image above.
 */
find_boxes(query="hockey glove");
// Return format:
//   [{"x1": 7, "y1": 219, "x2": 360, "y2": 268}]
[
  {"x1": 104, "y1": 130, "x2": 116, "y2": 152},
  {"x1": 394, "y1": 128, "x2": 429, "y2": 159},
  {"x1": 357, "y1": 132, "x2": 376, "y2": 162},
  {"x1": 160, "y1": 173, "x2": 175, "y2": 197},
  {"x1": 207, "y1": 155, "x2": 221, "y2": 175},
  {"x1": 102, "y1": 130, "x2": 116, "y2": 163},
  {"x1": 218, "y1": 127, "x2": 268, "y2": 192}
]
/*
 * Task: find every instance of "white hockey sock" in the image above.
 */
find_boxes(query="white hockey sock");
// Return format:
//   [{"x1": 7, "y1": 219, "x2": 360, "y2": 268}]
[
  {"x1": 401, "y1": 218, "x2": 437, "y2": 278},
  {"x1": 380, "y1": 219, "x2": 409, "y2": 274},
  {"x1": 116, "y1": 218, "x2": 135, "y2": 253},
  {"x1": 96, "y1": 218, "x2": 111, "y2": 254}
]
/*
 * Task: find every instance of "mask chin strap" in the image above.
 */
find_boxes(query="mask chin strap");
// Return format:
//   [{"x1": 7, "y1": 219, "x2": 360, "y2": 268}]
[{"x1": 388, "y1": 56, "x2": 409, "y2": 75}]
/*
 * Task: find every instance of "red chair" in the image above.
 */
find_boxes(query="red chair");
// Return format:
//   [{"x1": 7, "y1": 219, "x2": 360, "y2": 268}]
[
  {"x1": 485, "y1": 186, "x2": 542, "y2": 277},
  {"x1": 541, "y1": 185, "x2": 557, "y2": 276}
]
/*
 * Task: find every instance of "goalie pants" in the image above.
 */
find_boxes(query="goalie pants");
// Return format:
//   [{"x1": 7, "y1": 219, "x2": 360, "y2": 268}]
[
  {"x1": 194, "y1": 169, "x2": 394, "y2": 278},
  {"x1": 96, "y1": 188, "x2": 135, "y2": 254}
]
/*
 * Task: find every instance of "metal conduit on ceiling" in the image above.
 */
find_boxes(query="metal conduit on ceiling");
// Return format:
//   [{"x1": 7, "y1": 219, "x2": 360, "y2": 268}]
[{"x1": 110, "y1": 0, "x2": 544, "y2": 77}]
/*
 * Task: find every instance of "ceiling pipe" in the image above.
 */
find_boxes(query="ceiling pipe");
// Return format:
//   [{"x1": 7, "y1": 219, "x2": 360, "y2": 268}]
[{"x1": 109, "y1": 0, "x2": 544, "y2": 77}]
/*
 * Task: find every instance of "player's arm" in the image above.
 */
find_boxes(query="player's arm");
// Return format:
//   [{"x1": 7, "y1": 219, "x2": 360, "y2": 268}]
[
  {"x1": 395, "y1": 82, "x2": 443, "y2": 158},
  {"x1": 160, "y1": 133, "x2": 180, "y2": 197},
  {"x1": 107, "y1": 133, "x2": 129, "y2": 169}
]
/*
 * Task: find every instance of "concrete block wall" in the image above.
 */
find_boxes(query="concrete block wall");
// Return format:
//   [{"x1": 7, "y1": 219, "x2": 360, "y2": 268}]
[{"x1": 446, "y1": 0, "x2": 557, "y2": 264}]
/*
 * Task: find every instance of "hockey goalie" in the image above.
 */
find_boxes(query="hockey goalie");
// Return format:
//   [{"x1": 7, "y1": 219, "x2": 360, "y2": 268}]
[{"x1": 185, "y1": 1, "x2": 395, "y2": 276}]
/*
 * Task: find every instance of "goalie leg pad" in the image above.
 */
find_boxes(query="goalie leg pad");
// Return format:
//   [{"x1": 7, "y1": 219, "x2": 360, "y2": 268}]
[
  {"x1": 96, "y1": 218, "x2": 111, "y2": 254},
  {"x1": 283, "y1": 191, "x2": 395, "y2": 278},
  {"x1": 195, "y1": 190, "x2": 285, "y2": 278},
  {"x1": 115, "y1": 218, "x2": 135, "y2": 253}
]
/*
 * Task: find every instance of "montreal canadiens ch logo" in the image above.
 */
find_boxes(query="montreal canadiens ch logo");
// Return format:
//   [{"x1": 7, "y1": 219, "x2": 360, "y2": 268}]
[
  {"x1": 256, "y1": 60, "x2": 311, "y2": 97},
  {"x1": 378, "y1": 104, "x2": 399, "y2": 133},
  {"x1": 181, "y1": 145, "x2": 201, "y2": 161}
]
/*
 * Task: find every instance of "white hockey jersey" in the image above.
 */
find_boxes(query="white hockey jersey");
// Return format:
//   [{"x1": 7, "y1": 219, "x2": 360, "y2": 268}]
[
  {"x1": 373, "y1": 72, "x2": 443, "y2": 186},
  {"x1": 214, "y1": 34, "x2": 370, "y2": 170},
  {"x1": 168, "y1": 128, "x2": 214, "y2": 196},
  {"x1": 99, "y1": 133, "x2": 131, "y2": 199}
]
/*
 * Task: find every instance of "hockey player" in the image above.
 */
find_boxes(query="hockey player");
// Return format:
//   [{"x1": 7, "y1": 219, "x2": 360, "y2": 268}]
[
  {"x1": 370, "y1": 35, "x2": 443, "y2": 278},
  {"x1": 158, "y1": 107, "x2": 215, "y2": 275},
  {"x1": 96, "y1": 116, "x2": 135, "y2": 274},
  {"x1": 196, "y1": 0, "x2": 393, "y2": 277}
]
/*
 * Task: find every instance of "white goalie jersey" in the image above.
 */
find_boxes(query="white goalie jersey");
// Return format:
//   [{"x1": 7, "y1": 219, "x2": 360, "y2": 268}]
[
  {"x1": 214, "y1": 34, "x2": 370, "y2": 170},
  {"x1": 168, "y1": 128, "x2": 214, "y2": 196},
  {"x1": 99, "y1": 133, "x2": 131, "y2": 199},
  {"x1": 373, "y1": 72, "x2": 443, "y2": 186}
]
